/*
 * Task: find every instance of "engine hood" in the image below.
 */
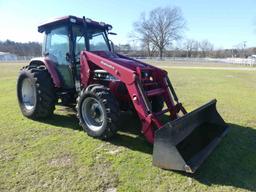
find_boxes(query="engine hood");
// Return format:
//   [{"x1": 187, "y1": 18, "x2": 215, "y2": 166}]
[{"x1": 91, "y1": 51, "x2": 147, "y2": 71}]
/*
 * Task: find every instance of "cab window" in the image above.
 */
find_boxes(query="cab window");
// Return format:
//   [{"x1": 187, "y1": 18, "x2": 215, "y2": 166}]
[
  {"x1": 89, "y1": 32, "x2": 109, "y2": 51},
  {"x1": 72, "y1": 26, "x2": 86, "y2": 60},
  {"x1": 45, "y1": 27, "x2": 69, "y2": 65}
]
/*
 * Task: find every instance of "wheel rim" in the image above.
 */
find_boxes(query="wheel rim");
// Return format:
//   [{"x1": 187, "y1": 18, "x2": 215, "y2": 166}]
[
  {"x1": 21, "y1": 78, "x2": 36, "y2": 110},
  {"x1": 81, "y1": 97, "x2": 105, "y2": 132}
]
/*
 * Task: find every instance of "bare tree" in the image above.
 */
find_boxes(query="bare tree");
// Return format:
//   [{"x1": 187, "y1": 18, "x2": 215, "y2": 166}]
[
  {"x1": 133, "y1": 7, "x2": 185, "y2": 59},
  {"x1": 142, "y1": 36, "x2": 157, "y2": 57},
  {"x1": 184, "y1": 39, "x2": 199, "y2": 57},
  {"x1": 129, "y1": 32, "x2": 155, "y2": 57},
  {"x1": 199, "y1": 40, "x2": 214, "y2": 57}
]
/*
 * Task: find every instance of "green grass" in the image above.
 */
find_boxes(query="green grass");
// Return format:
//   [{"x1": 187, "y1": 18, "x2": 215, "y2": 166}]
[{"x1": 0, "y1": 62, "x2": 256, "y2": 192}]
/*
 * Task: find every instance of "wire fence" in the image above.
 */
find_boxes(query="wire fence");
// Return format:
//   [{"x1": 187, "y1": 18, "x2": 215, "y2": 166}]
[
  {"x1": 0, "y1": 56, "x2": 33, "y2": 62},
  {"x1": 1, "y1": 56, "x2": 256, "y2": 67},
  {"x1": 137, "y1": 57, "x2": 256, "y2": 67}
]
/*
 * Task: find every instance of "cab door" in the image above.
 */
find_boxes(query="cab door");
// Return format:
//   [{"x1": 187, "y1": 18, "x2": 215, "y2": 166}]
[{"x1": 44, "y1": 26, "x2": 74, "y2": 89}]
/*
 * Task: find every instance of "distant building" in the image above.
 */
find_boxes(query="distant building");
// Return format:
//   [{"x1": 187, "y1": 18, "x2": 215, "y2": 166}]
[
  {"x1": 0, "y1": 52, "x2": 17, "y2": 61},
  {"x1": 248, "y1": 55, "x2": 256, "y2": 59}
]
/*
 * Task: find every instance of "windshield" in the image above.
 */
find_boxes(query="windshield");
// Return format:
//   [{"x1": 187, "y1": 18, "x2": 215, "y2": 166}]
[
  {"x1": 89, "y1": 32, "x2": 110, "y2": 51},
  {"x1": 73, "y1": 26, "x2": 110, "y2": 56}
]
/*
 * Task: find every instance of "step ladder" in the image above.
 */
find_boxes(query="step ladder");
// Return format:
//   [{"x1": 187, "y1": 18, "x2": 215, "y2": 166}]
[{"x1": 135, "y1": 67, "x2": 182, "y2": 125}]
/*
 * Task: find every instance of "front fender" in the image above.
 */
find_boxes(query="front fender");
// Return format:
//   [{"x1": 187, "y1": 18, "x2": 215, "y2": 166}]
[{"x1": 29, "y1": 57, "x2": 61, "y2": 88}]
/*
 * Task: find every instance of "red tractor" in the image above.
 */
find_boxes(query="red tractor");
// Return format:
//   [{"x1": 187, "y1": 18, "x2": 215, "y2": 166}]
[{"x1": 17, "y1": 16, "x2": 228, "y2": 173}]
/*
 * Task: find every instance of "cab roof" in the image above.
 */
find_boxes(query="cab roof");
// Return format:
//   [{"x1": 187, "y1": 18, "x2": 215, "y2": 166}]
[{"x1": 38, "y1": 15, "x2": 112, "y2": 33}]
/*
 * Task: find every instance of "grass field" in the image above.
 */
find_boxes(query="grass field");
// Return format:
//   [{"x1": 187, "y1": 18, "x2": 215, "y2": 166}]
[{"x1": 0, "y1": 62, "x2": 255, "y2": 192}]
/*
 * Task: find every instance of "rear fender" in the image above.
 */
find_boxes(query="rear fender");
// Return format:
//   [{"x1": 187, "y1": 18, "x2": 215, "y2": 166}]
[{"x1": 29, "y1": 57, "x2": 61, "y2": 88}]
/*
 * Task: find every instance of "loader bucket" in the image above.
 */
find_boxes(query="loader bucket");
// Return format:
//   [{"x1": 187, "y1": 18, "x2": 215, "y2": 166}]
[{"x1": 153, "y1": 99, "x2": 228, "y2": 173}]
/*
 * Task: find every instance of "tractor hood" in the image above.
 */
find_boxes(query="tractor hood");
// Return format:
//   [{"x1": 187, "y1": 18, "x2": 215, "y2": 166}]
[{"x1": 91, "y1": 51, "x2": 147, "y2": 71}]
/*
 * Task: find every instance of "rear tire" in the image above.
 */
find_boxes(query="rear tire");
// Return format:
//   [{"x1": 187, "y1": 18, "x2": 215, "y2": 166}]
[
  {"x1": 76, "y1": 87, "x2": 120, "y2": 139},
  {"x1": 17, "y1": 65, "x2": 56, "y2": 119}
]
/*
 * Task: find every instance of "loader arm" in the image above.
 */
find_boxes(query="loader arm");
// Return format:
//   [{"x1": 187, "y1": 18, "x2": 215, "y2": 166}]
[{"x1": 80, "y1": 51, "x2": 178, "y2": 143}]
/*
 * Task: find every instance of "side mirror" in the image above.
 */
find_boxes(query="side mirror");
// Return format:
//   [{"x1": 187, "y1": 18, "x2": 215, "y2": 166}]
[
  {"x1": 108, "y1": 32, "x2": 117, "y2": 35},
  {"x1": 109, "y1": 40, "x2": 115, "y2": 52}
]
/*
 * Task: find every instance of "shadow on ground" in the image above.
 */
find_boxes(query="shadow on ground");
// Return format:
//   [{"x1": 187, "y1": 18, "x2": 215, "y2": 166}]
[
  {"x1": 192, "y1": 123, "x2": 256, "y2": 191},
  {"x1": 40, "y1": 113, "x2": 81, "y2": 130},
  {"x1": 40, "y1": 111, "x2": 256, "y2": 191}
]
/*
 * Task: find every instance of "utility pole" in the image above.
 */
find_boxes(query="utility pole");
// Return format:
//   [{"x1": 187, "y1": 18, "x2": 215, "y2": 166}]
[{"x1": 243, "y1": 41, "x2": 247, "y2": 58}]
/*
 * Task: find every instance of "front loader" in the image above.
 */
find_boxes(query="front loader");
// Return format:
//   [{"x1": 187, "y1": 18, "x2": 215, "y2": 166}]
[{"x1": 17, "y1": 16, "x2": 228, "y2": 173}]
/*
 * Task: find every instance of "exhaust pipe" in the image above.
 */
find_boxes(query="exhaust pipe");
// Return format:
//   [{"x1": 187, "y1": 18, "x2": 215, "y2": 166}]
[{"x1": 153, "y1": 99, "x2": 229, "y2": 173}]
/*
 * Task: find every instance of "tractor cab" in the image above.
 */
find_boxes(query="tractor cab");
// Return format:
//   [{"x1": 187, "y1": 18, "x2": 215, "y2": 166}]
[{"x1": 38, "y1": 16, "x2": 113, "y2": 89}]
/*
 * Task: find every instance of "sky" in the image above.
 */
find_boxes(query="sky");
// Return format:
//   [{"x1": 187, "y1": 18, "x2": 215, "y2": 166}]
[{"x1": 0, "y1": 0, "x2": 255, "y2": 49}]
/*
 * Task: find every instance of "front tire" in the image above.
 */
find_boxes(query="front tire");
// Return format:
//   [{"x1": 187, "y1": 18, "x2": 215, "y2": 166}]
[
  {"x1": 17, "y1": 65, "x2": 56, "y2": 119},
  {"x1": 77, "y1": 87, "x2": 120, "y2": 139}
]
